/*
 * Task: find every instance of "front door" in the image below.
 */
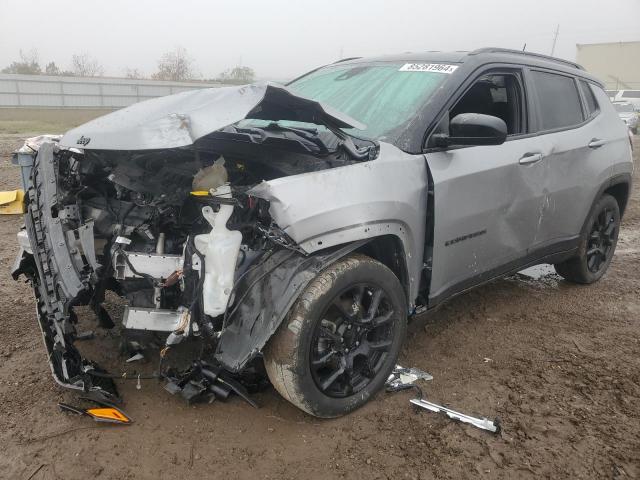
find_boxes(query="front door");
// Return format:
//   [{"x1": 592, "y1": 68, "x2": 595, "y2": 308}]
[{"x1": 426, "y1": 69, "x2": 549, "y2": 304}]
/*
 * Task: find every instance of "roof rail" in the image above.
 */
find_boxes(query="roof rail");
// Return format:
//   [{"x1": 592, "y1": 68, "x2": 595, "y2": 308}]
[
  {"x1": 468, "y1": 47, "x2": 584, "y2": 70},
  {"x1": 332, "y1": 57, "x2": 362, "y2": 64}
]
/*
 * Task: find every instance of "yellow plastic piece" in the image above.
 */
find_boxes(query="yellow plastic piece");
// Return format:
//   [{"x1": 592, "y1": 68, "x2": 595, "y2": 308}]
[
  {"x1": 85, "y1": 407, "x2": 132, "y2": 424},
  {"x1": 0, "y1": 189, "x2": 25, "y2": 215},
  {"x1": 190, "y1": 190, "x2": 210, "y2": 197}
]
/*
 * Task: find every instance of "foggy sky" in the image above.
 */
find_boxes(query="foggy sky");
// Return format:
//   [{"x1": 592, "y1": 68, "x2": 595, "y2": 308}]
[{"x1": 1, "y1": 0, "x2": 638, "y2": 81}]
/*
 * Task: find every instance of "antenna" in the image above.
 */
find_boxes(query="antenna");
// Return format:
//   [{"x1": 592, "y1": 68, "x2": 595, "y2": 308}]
[
  {"x1": 550, "y1": 24, "x2": 560, "y2": 56},
  {"x1": 522, "y1": 43, "x2": 527, "y2": 52}
]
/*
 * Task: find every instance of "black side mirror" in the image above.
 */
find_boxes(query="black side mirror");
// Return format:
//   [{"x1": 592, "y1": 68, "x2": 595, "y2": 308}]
[{"x1": 434, "y1": 113, "x2": 507, "y2": 147}]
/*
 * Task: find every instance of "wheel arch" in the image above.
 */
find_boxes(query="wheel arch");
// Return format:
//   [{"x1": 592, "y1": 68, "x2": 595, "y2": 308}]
[
  {"x1": 214, "y1": 234, "x2": 414, "y2": 373},
  {"x1": 604, "y1": 180, "x2": 631, "y2": 218},
  {"x1": 581, "y1": 173, "x2": 632, "y2": 235},
  {"x1": 353, "y1": 234, "x2": 410, "y2": 306}
]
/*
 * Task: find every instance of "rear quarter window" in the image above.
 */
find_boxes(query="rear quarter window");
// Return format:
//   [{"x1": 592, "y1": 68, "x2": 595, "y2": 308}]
[
  {"x1": 579, "y1": 80, "x2": 599, "y2": 118},
  {"x1": 531, "y1": 70, "x2": 584, "y2": 131}
]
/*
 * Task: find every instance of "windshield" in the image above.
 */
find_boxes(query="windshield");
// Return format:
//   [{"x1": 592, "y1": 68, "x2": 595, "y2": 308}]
[
  {"x1": 614, "y1": 103, "x2": 634, "y2": 113},
  {"x1": 285, "y1": 62, "x2": 453, "y2": 140}
]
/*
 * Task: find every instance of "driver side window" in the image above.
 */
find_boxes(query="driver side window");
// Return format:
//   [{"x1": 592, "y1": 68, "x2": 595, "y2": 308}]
[{"x1": 450, "y1": 73, "x2": 525, "y2": 135}]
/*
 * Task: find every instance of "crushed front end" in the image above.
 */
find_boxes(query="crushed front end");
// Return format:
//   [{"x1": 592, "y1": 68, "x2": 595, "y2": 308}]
[{"x1": 12, "y1": 84, "x2": 378, "y2": 402}]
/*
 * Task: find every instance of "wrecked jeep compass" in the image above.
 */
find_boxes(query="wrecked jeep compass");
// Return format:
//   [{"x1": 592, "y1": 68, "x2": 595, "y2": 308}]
[{"x1": 13, "y1": 48, "x2": 633, "y2": 417}]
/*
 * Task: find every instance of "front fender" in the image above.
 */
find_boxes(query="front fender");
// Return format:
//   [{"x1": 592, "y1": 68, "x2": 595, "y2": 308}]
[{"x1": 249, "y1": 142, "x2": 428, "y2": 304}]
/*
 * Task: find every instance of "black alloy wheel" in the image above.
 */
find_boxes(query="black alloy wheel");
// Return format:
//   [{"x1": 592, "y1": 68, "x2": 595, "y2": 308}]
[
  {"x1": 554, "y1": 193, "x2": 620, "y2": 284},
  {"x1": 309, "y1": 284, "x2": 395, "y2": 398},
  {"x1": 586, "y1": 206, "x2": 617, "y2": 273},
  {"x1": 264, "y1": 254, "x2": 407, "y2": 418}
]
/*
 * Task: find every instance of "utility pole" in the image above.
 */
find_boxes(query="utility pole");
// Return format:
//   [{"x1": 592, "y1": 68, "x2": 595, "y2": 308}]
[{"x1": 550, "y1": 24, "x2": 560, "y2": 56}]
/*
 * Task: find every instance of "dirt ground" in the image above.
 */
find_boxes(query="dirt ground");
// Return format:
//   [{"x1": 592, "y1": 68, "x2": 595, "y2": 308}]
[{"x1": 0, "y1": 129, "x2": 638, "y2": 480}]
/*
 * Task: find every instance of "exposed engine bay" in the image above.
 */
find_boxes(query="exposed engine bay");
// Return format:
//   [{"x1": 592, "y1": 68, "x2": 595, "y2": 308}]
[{"x1": 14, "y1": 118, "x2": 377, "y2": 402}]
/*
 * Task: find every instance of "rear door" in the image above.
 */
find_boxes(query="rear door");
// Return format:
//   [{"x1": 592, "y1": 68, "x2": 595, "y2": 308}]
[
  {"x1": 528, "y1": 71, "x2": 614, "y2": 243},
  {"x1": 426, "y1": 67, "x2": 549, "y2": 304}
]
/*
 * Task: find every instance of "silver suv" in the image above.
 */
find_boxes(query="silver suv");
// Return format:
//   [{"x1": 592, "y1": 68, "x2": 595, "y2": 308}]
[{"x1": 13, "y1": 48, "x2": 633, "y2": 417}]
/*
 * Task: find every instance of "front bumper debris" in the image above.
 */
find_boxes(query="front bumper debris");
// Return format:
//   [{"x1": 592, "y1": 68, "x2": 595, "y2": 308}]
[{"x1": 19, "y1": 143, "x2": 113, "y2": 396}]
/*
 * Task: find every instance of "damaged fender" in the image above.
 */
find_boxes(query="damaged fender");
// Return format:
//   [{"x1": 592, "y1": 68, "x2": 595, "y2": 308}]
[
  {"x1": 216, "y1": 142, "x2": 429, "y2": 372},
  {"x1": 249, "y1": 142, "x2": 428, "y2": 304}
]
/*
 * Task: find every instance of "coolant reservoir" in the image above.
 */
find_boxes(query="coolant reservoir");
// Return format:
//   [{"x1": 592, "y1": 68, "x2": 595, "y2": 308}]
[
  {"x1": 192, "y1": 157, "x2": 228, "y2": 192},
  {"x1": 194, "y1": 184, "x2": 242, "y2": 317}
]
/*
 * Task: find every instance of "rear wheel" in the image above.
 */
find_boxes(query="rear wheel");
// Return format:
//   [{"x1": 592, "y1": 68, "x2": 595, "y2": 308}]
[
  {"x1": 263, "y1": 254, "x2": 407, "y2": 418},
  {"x1": 554, "y1": 194, "x2": 620, "y2": 284}
]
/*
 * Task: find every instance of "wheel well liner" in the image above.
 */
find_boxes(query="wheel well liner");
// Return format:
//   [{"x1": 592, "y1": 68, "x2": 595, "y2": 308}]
[
  {"x1": 580, "y1": 174, "x2": 632, "y2": 237},
  {"x1": 355, "y1": 234, "x2": 410, "y2": 303},
  {"x1": 215, "y1": 239, "x2": 370, "y2": 372},
  {"x1": 604, "y1": 181, "x2": 631, "y2": 218}
]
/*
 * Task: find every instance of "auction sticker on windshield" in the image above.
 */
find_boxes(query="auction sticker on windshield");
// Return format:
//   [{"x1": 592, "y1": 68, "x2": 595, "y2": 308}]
[{"x1": 399, "y1": 63, "x2": 458, "y2": 74}]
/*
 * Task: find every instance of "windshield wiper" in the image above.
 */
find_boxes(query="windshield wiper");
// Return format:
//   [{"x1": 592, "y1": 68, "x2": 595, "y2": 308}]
[
  {"x1": 234, "y1": 121, "x2": 377, "y2": 161},
  {"x1": 266, "y1": 122, "x2": 377, "y2": 160},
  {"x1": 233, "y1": 124, "x2": 330, "y2": 155}
]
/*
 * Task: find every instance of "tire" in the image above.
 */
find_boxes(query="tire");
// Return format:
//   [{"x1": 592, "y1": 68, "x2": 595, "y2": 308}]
[
  {"x1": 263, "y1": 253, "x2": 407, "y2": 418},
  {"x1": 554, "y1": 194, "x2": 620, "y2": 284}
]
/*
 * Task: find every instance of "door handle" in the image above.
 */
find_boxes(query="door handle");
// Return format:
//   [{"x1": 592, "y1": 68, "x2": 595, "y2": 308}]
[
  {"x1": 588, "y1": 138, "x2": 606, "y2": 148},
  {"x1": 518, "y1": 153, "x2": 543, "y2": 165}
]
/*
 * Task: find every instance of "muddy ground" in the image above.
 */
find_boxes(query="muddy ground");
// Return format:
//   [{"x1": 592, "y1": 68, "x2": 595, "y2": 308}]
[{"x1": 0, "y1": 130, "x2": 638, "y2": 480}]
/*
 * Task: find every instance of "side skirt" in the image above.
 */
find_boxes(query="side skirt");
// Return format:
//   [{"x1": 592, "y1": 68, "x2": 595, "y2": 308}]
[{"x1": 425, "y1": 236, "x2": 580, "y2": 310}]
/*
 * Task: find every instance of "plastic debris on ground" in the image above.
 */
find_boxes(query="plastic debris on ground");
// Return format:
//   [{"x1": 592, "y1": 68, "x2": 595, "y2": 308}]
[
  {"x1": 385, "y1": 364, "x2": 500, "y2": 434},
  {"x1": 0, "y1": 189, "x2": 25, "y2": 215},
  {"x1": 386, "y1": 364, "x2": 433, "y2": 391},
  {"x1": 58, "y1": 397, "x2": 133, "y2": 425}
]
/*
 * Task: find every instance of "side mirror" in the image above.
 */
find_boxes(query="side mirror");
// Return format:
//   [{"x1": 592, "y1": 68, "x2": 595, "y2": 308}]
[{"x1": 434, "y1": 113, "x2": 507, "y2": 147}]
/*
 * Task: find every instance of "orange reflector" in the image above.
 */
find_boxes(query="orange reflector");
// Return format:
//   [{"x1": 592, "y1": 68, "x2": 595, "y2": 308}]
[{"x1": 85, "y1": 407, "x2": 132, "y2": 424}]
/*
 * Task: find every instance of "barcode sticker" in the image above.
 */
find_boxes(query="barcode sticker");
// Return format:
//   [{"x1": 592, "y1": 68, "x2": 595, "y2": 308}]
[{"x1": 399, "y1": 63, "x2": 459, "y2": 74}]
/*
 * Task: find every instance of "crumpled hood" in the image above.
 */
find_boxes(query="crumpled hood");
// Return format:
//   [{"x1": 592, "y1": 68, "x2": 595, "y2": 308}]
[{"x1": 59, "y1": 82, "x2": 365, "y2": 151}]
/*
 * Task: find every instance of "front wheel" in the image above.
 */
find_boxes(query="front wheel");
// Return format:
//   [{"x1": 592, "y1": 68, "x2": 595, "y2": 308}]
[
  {"x1": 554, "y1": 194, "x2": 620, "y2": 284},
  {"x1": 264, "y1": 254, "x2": 407, "y2": 418}
]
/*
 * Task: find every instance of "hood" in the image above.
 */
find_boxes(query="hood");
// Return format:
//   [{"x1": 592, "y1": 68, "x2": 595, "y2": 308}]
[{"x1": 59, "y1": 82, "x2": 365, "y2": 151}]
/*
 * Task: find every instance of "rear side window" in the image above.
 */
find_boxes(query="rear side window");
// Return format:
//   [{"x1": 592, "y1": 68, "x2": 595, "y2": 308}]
[
  {"x1": 622, "y1": 91, "x2": 640, "y2": 99},
  {"x1": 531, "y1": 71, "x2": 584, "y2": 130},
  {"x1": 579, "y1": 80, "x2": 599, "y2": 118}
]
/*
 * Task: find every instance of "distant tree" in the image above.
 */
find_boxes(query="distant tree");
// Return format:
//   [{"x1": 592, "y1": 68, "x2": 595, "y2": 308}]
[
  {"x1": 152, "y1": 47, "x2": 195, "y2": 81},
  {"x1": 71, "y1": 53, "x2": 104, "y2": 77},
  {"x1": 1, "y1": 49, "x2": 41, "y2": 75},
  {"x1": 124, "y1": 67, "x2": 144, "y2": 79},
  {"x1": 45, "y1": 61, "x2": 61, "y2": 75},
  {"x1": 218, "y1": 66, "x2": 256, "y2": 84}
]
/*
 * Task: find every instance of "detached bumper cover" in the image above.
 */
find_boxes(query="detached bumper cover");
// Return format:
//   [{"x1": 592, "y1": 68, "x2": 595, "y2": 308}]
[{"x1": 18, "y1": 143, "x2": 104, "y2": 393}]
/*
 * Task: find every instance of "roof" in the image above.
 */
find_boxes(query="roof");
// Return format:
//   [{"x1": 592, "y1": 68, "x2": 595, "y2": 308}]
[{"x1": 333, "y1": 47, "x2": 602, "y2": 86}]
